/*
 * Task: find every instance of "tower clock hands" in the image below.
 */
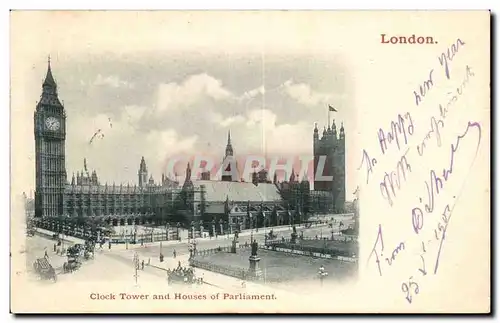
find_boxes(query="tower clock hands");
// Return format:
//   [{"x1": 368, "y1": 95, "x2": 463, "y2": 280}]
[{"x1": 45, "y1": 117, "x2": 60, "y2": 131}]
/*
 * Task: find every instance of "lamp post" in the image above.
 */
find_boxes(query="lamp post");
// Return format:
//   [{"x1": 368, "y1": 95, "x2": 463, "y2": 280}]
[
  {"x1": 264, "y1": 212, "x2": 267, "y2": 241},
  {"x1": 133, "y1": 252, "x2": 139, "y2": 285},
  {"x1": 249, "y1": 213, "x2": 254, "y2": 243},
  {"x1": 159, "y1": 241, "x2": 164, "y2": 262},
  {"x1": 126, "y1": 229, "x2": 129, "y2": 250}
]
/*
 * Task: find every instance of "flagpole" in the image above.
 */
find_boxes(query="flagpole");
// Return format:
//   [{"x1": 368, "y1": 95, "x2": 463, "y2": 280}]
[
  {"x1": 327, "y1": 105, "x2": 330, "y2": 128},
  {"x1": 328, "y1": 105, "x2": 330, "y2": 128}
]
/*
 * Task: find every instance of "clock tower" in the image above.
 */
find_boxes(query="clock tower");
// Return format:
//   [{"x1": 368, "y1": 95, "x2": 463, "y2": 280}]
[{"x1": 34, "y1": 59, "x2": 67, "y2": 218}]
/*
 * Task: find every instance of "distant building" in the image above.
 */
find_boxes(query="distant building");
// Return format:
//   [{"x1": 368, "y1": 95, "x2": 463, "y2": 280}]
[{"x1": 23, "y1": 192, "x2": 35, "y2": 219}]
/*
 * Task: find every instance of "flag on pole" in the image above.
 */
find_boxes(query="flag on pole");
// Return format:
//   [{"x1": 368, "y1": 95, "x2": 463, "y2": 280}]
[{"x1": 329, "y1": 105, "x2": 338, "y2": 112}]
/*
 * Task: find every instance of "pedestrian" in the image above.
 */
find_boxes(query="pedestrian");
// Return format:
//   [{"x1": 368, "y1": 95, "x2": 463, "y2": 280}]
[
  {"x1": 44, "y1": 250, "x2": 48, "y2": 258},
  {"x1": 53, "y1": 243, "x2": 56, "y2": 252},
  {"x1": 173, "y1": 249, "x2": 176, "y2": 259},
  {"x1": 141, "y1": 260, "x2": 144, "y2": 270}
]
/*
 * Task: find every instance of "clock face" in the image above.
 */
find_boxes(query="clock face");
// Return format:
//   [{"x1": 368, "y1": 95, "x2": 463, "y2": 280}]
[{"x1": 45, "y1": 117, "x2": 60, "y2": 131}]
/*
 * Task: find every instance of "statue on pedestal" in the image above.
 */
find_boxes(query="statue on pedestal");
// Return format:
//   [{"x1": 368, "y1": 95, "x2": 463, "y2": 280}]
[
  {"x1": 251, "y1": 239, "x2": 258, "y2": 257},
  {"x1": 219, "y1": 218, "x2": 224, "y2": 235},
  {"x1": 231, "y1": 230, "x2": 239, "y2": 254},
  {"x1": 247, "y1": 239, "x2": 262, "y2": 280},
  {"x1": 291, "y1": 225, "x2": 298, "y2": 244},
  {"x1": 211, "y1": 219, "x2": 216, "y2": 237}
]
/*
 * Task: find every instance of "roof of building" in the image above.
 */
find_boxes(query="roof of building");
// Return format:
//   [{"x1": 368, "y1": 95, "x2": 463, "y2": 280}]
[
  {"x1": 192, "y1": 180, "x2": 282, "y2": 203},
  {"x1": 64, "y1": 184, "x2": 180, "y2": 194}
]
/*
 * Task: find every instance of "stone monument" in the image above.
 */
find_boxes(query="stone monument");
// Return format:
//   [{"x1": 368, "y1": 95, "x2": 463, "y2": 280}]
[
  {"x1": 248, "y1": 239, "x2": 262, "y2": 280},
  {"x1": 231, "y1": 231, "x2": 239, "y2": 253},
  {"x1": 291, "y1": 225, "x2": 298, "y2": 244}
]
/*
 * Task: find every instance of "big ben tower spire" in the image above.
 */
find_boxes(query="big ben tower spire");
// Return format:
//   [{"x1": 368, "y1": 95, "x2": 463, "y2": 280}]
[{"x1": 34, "y1": 59, "x2": 67, "y2": 218}]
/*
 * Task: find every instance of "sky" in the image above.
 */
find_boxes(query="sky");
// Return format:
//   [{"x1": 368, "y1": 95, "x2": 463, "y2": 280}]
[{"x1": 11, "y1": 11, "x2": 359, "y2": 199}]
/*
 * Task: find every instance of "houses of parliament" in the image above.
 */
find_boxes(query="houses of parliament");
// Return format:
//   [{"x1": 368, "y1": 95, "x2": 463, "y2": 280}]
[{"x1": 32, "y1": 61, "x2": 346, "y2": 225}]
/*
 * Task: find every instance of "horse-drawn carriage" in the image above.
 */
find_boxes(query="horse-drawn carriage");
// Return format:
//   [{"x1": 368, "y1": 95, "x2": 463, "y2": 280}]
[
  {"x1": 63, "y1": 245, "x2": 82, "y2": 273},
  {"x1": 63, "y1": 256, "x2": 81, "y2": 273},
  {"x1": 266, "y1": 229, "x2": 277, "y2": 240},
  {"x1": 83, "y1": 239, "x2": 96, "y2": 260},
  {"x1": 167, "y1": 267, "x2": 201, "y2": 285},
  {"x1": 26, "y1": 228, "x2": 36, "y2": 237},
  {"x1": 33, "y1": 257, "x2": 57, "y2": 282}
]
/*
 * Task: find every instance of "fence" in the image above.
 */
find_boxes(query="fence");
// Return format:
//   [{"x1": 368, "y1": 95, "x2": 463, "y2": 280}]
[
  {"x1": 34, "y1": 219, "x2": 182, "y2": 243},
  {"x1": 193, "y1": 244, "x2": 252, "y2": 257},
  {"x1": 107, "y1": 232, "x2": 183, "y2": 244},
  {"x1": 268, "y1": 234, "x2": 358, "y2": 244},
  {"x1": 189, "y1": 259, "x2": 249, "y2": 280},
  {"x1": 264, "y1": 238, "x2": 357, "y2": 261},
  {"x1": 261, "y1": 244, "x2": 357, "y2": 263}
]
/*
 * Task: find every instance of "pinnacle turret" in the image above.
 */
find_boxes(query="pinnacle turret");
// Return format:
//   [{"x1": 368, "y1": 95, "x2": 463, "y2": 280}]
[{"x1": 225, "y1": 130, "x2": 234, "y2": 157}]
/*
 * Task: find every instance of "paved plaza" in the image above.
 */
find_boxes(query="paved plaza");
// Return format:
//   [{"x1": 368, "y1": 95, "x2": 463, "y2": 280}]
[
  {"x1": 192, "y1": 248, "x2": 357, "y2": 285},
  {"x1": 17, "y1": 212, "x2": 357, "y2": 298}
]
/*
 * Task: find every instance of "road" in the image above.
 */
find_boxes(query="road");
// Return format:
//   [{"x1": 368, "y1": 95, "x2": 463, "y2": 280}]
[
  {"x1": 20, "y1": 217, "x2": 354, "y2": 289},
  {"x1": 118, "y1": 223, "x2": 351, "y2": 266},
  {"x1": 20, "y1": 234, "x2": 217, "y2": 289}
]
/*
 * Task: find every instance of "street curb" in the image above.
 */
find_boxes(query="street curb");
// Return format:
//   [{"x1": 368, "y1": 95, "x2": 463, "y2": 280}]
[
  {"x1": 148, "y1": 264, "x2": 167, "y2": 272},
  {"x1": 34, "y1": 231, "x2": 84, "y2": 244}
]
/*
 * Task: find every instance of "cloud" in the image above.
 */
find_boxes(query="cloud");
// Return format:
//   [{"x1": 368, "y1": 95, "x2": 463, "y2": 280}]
[
  {"x1": 146, "y1": 129, "x2": 198, "y2": 165},
  {"x1": 281, "y1": 79, "x2": 340, "y2": 107},
  {"x1": 239, "y1": 85, "x2": 266, "y2": 102},
  {"x1": 244, "y1": 108, "x2": 311, "y2": 154},
  {"x1": 221, "y1": 115, "x2": 246, "y2": 127},
  {"x1": 156, "y1": 73, "x2": 234, "y2": 112},
  {"x1": 65, "y1": 106, "x2": 197, "y2": 185},
  {"x1": 210, "y1": 113, "x2": 246, "y2": 127},
  {"x1": 121, "y1": 105, "x2": 147, "y2": 126},
  {"x1": 246, "y1": 109, "x2": 277, "y2": 129},
  {"x1": 207, "y1": 108, "x2": 311, "y2": 156},
  {"x1": 94, "y1": 74, "x2": 135, "y2": 89}
]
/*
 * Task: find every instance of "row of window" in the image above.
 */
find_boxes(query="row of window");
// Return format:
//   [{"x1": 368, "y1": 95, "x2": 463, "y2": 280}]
[
  {"x1": 65, "y1": 196, "x2": 174, "y2": 204},
  {"x1": 39, "y1": 141, "x2": 64, "y2": 154}
]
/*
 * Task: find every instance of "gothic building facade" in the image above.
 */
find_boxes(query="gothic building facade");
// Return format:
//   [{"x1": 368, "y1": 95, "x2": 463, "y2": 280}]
[
  {"x1": 33, "y1": 62, "x2": 346, "y2": 227},
  {"x1": 34, "y1": 62, "x2": 180, "y2": 224},
  {"x1": 179, "y1": 131, "x2": 286, "y2": 227},
  {"x1": 313, "y1": 119, "x2": 346, "y2": 212}
]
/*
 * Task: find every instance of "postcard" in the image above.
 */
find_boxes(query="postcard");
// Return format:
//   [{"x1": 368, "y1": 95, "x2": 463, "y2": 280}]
[{"x1": 10, "y1": 10, "x2": 490, "y2": 313}]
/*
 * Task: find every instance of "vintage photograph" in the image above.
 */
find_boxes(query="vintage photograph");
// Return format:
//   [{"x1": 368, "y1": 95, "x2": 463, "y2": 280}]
[{"x1": 10, "y1": 11, "x2": 490, "y2": 313}]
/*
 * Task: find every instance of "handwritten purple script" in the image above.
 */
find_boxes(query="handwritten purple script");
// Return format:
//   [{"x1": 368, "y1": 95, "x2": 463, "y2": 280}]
[{"x1": 362, "y1": 38, "x2": 484, "y2": 305}]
